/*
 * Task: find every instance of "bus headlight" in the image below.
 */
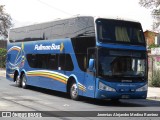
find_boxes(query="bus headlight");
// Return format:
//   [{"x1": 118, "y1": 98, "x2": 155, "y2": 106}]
[
  {"x1": 136, "y1": 84, "x2": 148, "y2": 91},
  {"x1": 99, "y1": 82, "x2": 116, "y2": 92}
]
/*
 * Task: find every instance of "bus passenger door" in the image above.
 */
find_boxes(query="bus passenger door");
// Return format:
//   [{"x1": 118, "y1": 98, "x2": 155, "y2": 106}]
[{"x1": 84, "y1": 48, "x2": 97, "y2": 98}]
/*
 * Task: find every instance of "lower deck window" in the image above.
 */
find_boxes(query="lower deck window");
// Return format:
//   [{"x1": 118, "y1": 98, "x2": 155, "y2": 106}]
[{"x1": 26, "y1": 54, "x2": 74, "y2": 71}]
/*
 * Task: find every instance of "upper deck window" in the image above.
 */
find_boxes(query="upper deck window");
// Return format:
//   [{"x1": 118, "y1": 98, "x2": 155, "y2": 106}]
[{"x1": 96, "y1": 19, "x2": 145, "y2": 45}]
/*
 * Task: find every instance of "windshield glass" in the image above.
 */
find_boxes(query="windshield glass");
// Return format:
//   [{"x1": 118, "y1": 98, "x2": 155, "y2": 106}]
[
  {"x1": 98, "y1": 48, "x2": 146, "y2": 78},
  {"x1": 96, "y1": 19, "x2": 145, "y2": 45}
]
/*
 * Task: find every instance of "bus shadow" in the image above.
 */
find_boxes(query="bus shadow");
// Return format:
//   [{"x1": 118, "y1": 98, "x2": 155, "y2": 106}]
[
  {"x1": 12, "y1": 84, "x2": 70, "y2": 99},
  {"x1": 10, "y1": 84, "x2": 160, "y2": 107},
  {"x1": 80, "y1": 97, "x2": 160, "y2": 107}
]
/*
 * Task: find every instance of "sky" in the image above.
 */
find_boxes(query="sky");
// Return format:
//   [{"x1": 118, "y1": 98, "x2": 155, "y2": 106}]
[{"x1": 0, "y1": 0, "x2": 153, "y2": 31}]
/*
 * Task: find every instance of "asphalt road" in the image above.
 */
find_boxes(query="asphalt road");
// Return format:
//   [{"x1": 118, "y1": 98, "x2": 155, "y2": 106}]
[{"x1": 0, "y1": 76, "x2": 160, "y2": 120}]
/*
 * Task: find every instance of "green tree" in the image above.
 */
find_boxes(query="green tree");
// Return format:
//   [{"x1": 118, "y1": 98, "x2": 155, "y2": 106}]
[
  {"x1": 0, "y1": 48, "x2": 7, "y2": 68},
  {"x1": 139, "y1": 0, "x2": 160, "y2": 31},
  {"x1": 0, "y1": 5, "x2": 12, "y2": 38},
  {"x1": 148, "y1": 43, "x2": 160, "y2": 49}
]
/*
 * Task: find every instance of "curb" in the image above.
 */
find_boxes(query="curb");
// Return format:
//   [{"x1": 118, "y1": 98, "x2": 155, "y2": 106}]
[{"x1": 147, "y1": 97, "x2": 160, "y2": 101}]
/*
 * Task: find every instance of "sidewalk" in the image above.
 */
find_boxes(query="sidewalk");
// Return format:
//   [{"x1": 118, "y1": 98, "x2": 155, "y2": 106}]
[
  {"x1": 0, "y1": 69, "x2": 5, "y2": 77},
  {"x1": 148, "y1": 87, "x2": 160, "y2": 99},
  {"x1": 0, "y1": 69, "x2": 159, "y2": 99}
]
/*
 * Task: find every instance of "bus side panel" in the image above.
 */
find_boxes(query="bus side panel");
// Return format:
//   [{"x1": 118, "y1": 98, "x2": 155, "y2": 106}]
[
  {"x1": 26, "y1": 74, "x2": 67, "y2": 92},
  {"x1": 82, "y1": 73, "x2": 96, "y2": 98},
  {"x1": 6, "y1": 38, "x2": 90, "y2": 96},
  {"x1": 26, "y1": 69, "x2": 68, "y2": 92}
]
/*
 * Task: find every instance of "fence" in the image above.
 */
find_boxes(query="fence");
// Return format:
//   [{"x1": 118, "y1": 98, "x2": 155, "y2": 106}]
[{"x1": 0, "y1": 40, "x2": 7, "y2": 49}]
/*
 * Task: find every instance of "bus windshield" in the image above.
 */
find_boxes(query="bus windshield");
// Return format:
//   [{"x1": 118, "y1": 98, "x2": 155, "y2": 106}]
[
  {"x1": 98, "y1": 48, "x2": 146, "y2": 78},
  {"x1": 96, "y1": 19, "x2": 145, "y2": 45}
]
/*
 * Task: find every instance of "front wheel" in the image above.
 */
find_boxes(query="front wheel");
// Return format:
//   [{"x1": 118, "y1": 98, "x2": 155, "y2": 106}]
[
  {"x1": 21, "y1": 74, "x2": 27, "y2": 89},
  {"x1": 70, "y1": 82, "x2": 79, "y2": 100}
]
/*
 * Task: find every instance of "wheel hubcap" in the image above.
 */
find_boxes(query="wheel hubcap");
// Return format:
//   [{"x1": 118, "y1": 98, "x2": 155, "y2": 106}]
[
  {"x1": 22, "y1": 77, "x2": 26, "y2": 87},
  {"x1": 71, "y1": 84, "x2": 78, "y2": 97}
]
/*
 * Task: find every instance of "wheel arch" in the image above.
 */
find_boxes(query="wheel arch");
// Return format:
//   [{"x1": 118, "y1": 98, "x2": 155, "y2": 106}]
[{"x1": 20, "y1": 69, "x2": 27, "y2": 79}]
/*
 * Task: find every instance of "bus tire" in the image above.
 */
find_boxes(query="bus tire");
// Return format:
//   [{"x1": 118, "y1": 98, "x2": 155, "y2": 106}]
[
  {"x1": 15, "y1": 75, "x2": 21, "y2": 87},
  {"x1": 21, "y1": 74, "x2": 27, "y2": 89},
  {"x1": 70, "y1": 82, "x2": 79, "y2": 100}
]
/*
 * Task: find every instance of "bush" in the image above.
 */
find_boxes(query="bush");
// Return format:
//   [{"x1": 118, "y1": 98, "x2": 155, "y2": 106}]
[
  {"x1": 151, "y1": 70, "x2": 160, "y2": 87},
  {"x1": 148, "y1": 43, "x2": 160, "y2": 49},
  {"x1": 0, "y1": 48, "x2": 7, "y2": 68}
]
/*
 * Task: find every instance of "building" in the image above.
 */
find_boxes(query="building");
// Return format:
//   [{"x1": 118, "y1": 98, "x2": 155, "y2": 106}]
[
  {"x1": 144, "y1": 30, "x2": 160, "y2": 80},
  {"x1": 144, "y1": 30, "x2": 159, "y2": 49}
]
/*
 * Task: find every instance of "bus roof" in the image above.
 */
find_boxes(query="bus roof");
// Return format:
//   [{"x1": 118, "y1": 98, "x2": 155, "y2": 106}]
[{"x1": 11, "y1": 15, "x2": 140, "y2": 30}]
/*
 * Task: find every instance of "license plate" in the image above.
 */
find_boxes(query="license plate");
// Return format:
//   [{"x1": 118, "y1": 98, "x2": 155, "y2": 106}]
[{"x1": 121, "y1": 95, "x2": 130, "y2": 99}]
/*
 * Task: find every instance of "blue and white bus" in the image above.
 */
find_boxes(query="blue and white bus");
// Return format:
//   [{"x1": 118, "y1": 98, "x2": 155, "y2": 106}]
[{"x1": 6, "y1": 16, "x2": 148, "y2": 100}]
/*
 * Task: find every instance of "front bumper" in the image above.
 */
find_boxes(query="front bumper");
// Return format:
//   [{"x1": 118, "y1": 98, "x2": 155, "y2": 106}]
[
  {"x1": 95, "y1": 79, "x2": 148, "y2": 99},
  {"x1": 95, "y1": 89, "x2": 147, "y2": 99}
]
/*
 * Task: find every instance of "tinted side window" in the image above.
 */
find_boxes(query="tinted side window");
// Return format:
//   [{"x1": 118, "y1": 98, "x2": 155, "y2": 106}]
[
  {"x1": 58, "y1": 54, "x2": 65, "y2": 70},
  {"x1": 58, "y1": 54, "x2": 74, "y2": 71},
  {"x1": 65, "y1": 54, "x2": 74, "y2": 71},
  {"x1": 27, "y1": 54, "x2": 37, "y2": 68},
  {"x1": 26, "y1": 54, "x2": 74, "y2": 71},
  {"x1": 71, "y1": 37, "x2": 95, "y2": 71},
  {"x1": 48, "y1": 54, "x2": 58, "y2": 70}
]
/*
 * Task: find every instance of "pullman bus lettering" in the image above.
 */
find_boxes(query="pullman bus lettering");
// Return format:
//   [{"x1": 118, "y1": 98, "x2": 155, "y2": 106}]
[{"x1": 34, "y1": 44, "x2": 60, "y2": 50}]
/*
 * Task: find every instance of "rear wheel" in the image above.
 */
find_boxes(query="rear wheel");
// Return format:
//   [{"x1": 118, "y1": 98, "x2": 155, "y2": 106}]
[
  {"x1": 70, "y1": 82, "x2": 79, "y2": 100},
  {"x1": 15, "y1": 75, "x2": 21, "y2": 87},
  {"x1": 21, "y1": 74, "x2": 27, "y2": 89}
]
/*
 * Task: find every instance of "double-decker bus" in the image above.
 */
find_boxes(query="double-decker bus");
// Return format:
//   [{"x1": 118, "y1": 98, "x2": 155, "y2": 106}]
[{"x1": 6, "y1": 16, "x2": 148, "y2": 100}]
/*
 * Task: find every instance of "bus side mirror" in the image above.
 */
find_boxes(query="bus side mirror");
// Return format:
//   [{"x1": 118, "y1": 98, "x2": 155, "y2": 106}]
[{"x1": 88, "y1": 59, "x2": 95, "y2": 72}]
